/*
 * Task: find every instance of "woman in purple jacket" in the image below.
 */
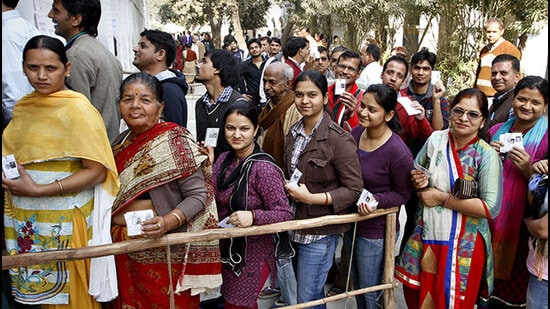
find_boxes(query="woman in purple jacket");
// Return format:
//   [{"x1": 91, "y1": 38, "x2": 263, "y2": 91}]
[
  {"x1": 209, "y1": 101, "x2": 293, "y2": 309},
  {"x1": 347, "y1": 83, "x2": 414, "y2": 309}
]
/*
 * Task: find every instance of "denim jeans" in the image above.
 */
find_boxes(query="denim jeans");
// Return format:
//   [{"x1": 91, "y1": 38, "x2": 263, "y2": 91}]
[
  {"x1": 276, "y1": 256, "x2": 297, "y2": 305},
  {"x1": 344, "y1": 231, "x2": 384, "y2": 309},
  {"x1": 527, "y1": 273, "x2": 548, "y2": 309},
  {"x1": 294, "y1": 234, "x2": 339, "y2": 309}
]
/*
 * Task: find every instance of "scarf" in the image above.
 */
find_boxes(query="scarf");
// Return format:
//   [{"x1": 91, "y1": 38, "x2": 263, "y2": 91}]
[
  {"x1": 330, "y1": 87, "x2": 361, "y2": 130},
  {"x1": 492, "y1": 116, "x2": 547, "y2": 158},
  {"x1": 423, "y1": 130, "x2": 465, "y2": 241},
  {"x1": 258, "y1": 91, "x2": 295, "y2": 167},
  {"x1": 216, "y1": 144, "x2": 278, "y2": 275},
  {"x1": 112, "y1": 122, "x2": 199, "y2": 213}
]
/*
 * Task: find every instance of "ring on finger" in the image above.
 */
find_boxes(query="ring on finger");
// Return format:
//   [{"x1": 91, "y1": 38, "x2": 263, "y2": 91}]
[{"x1": 157, "y1": 223, "x2": 161, "y2": 230}]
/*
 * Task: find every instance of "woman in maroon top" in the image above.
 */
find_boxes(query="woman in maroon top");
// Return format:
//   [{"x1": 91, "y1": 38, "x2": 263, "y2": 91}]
[{"x1": 206, "y1": 101, "x2": 293, "y2": 309}]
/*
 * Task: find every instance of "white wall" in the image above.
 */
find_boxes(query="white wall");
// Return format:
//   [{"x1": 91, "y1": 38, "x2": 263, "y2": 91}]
[
  {"x1": 17, "y1": 0, "x2": 148, "y2": 74},
  {"x1": 521, "y1": 24, "x2": 548, "y2": 78}
]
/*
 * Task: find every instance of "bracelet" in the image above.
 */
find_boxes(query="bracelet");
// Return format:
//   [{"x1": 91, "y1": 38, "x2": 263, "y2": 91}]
[
  {"x1": 55, "y1": 179, "x2": 64, "y2": 196},
  {"x1": 416, "y1": 185, "x2": 429, "y2": 192},
  {"x1": 170, "y1": 212, "x2": 183, "y2": 227},
  {"x1": 250, "y1": 210, "x2": 256, "y2": 225},
  {"x1": 324, "y1": 192, "x2": 329, "y2": 205},
  {"x1": 444, "y1": 193, "x2": 452, "y2": 207}
]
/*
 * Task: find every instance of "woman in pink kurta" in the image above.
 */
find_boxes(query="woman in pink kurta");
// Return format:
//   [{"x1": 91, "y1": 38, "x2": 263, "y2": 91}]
[{"x1": 479, "y1": 76, "x2": 548, "y2": 307}]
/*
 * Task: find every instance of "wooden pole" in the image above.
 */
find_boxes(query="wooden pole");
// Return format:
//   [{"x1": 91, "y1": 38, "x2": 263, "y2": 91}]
[
  {"x1": 383, "y1": 212, "x2": 397, "y2": 309},
  {"x1": 2, "y1": 208, "x2": 398, "y2": 269},
  {"x1": 276, "y1": 281, "x2": 399, "y2": 308}
]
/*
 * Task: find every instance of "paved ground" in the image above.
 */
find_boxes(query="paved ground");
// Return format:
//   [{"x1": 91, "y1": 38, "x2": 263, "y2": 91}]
[{"x1": 201, "y1": 282, "x2": 407, "y2": 308}]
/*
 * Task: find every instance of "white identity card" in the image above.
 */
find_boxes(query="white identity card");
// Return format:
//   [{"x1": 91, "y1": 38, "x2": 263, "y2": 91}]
[
  {"x1": 124, "y1": 209, "x2": 154, "y2": 236},
  {"x1": 499, "y1": 132, "x2": 524, "y2": 153},
  {"x1": 288, "y1": 169, "x2": 302, "y2": 188},
  {"x1": 205, "y1": 127, "x2": 220, "y2": 147},
  {"x1": 414, "y1": 161, "x2": 433, "y2": 177},
  {"x1": 357, "y1": 188, "x2": 379, "y2": 209},
  {"x1": 218, "y1": 216, "x2": 236, "y2": 228},
  {"x1": 334, "y1": 79, "x2": 346, "y2": 95},
  {"x1": 2, "y1": 154, "x2": 20, "y2": 180},
  {"x1": 397, "y1": 96, "x2": 421, "y2": 116},
  {"x1": 431, "y1": 71, "x2": 441, "y2": 85}
]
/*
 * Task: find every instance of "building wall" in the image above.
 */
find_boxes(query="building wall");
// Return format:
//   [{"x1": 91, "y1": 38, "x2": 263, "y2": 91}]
[{"x1": 17, "y1": 0, "x2": 148, "y2": 74}]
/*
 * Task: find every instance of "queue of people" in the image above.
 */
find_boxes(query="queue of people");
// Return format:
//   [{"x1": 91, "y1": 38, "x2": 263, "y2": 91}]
[{"x1": 2, "y1": 3, "x2": 547, "y2": 309}]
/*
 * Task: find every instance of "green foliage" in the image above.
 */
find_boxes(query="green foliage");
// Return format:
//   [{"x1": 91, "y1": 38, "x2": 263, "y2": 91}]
[
  {"x1": 238, "y1": 0, "x2": 271, "y2": 30},
  {"x1": 153, "y1": 0, "x2": 547, "y2": 92}
]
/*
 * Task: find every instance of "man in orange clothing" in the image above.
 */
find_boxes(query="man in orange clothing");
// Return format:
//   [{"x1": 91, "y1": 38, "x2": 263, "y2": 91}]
[{"x1": 474, "y1": 17, "x2": 521, "y2": 98}]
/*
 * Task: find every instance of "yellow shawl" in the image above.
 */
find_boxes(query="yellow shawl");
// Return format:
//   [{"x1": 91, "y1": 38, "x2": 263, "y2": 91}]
[{"x1": 2, "y1": 90, "x2": 120, "y2": 301}]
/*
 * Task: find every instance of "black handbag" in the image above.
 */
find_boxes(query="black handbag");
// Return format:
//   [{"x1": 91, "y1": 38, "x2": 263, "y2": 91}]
[{"x1": 452, "y1": 178, "x2": 479, "y2": 199}]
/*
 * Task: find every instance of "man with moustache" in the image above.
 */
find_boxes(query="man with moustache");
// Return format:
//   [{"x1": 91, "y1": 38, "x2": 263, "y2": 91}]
[
  {"x1": 480, "y1": 53, "x2": 521, "y2": 139},
  {"x1": 326, "y1": 50, "x2": 363, "y2": 130}
]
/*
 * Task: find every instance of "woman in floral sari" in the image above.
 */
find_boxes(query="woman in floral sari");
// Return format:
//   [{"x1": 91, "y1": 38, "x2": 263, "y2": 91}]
[
  {"x1": 478, "y1": 76, "x2": 548, "y2": 308},
  {"x1": 108, "y1": 72, "x2": 221, "y2": 309},
  {"x1": 396, "y1": 88, "x2": 503, "y2": 309}
]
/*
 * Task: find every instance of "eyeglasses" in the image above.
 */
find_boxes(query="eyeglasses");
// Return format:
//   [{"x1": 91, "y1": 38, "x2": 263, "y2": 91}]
[
  {"x1": 451, "y1": 107, "x2": 482, "y2": 121},
  {"x1": 337, "y1": 63, "x2": 358, "y2": 72},
  {"x1": 412, "y1": 65, "x2": 432, "y2": 72},
  {"x1": 316, "y1": 57, "x2": 328, "y2": 62}
]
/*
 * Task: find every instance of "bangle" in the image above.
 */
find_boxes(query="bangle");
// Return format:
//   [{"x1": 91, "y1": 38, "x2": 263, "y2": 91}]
[
  {"x1": 170, "y1": 212, "x2": 183, "y2": 227},
  {"x1": 55, "y1": 179, "x2": 64, "y2": 196},
  {"x1": 444, "y1": 194, "x2": 452, "y2": 207},
  {"x1": 324, "y1": 192, "x2": 329, "y2": 205},
  {"x1": 416, "y1": 185, "x2": 429, "y2": 192},
  {"x1": 250, "y1": 210, "x2": 256, "y2": 225}
]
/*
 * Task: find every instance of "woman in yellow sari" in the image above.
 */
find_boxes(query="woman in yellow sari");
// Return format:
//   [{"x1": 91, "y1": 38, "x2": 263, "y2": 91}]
[{"x1": 2, "y1": 35, "x2": 119, "y2": 308}]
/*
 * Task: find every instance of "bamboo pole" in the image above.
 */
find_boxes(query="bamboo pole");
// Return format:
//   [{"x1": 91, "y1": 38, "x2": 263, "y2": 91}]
[
  {"x1": 2, "y1": 208, "x2": 398, "y2": 269},
  {"x1": 383, "y1": 212, "x2": 397, "y2": 309},
  {"x1": 276, "y1": 281, "x2": 400, "y2": 309}
]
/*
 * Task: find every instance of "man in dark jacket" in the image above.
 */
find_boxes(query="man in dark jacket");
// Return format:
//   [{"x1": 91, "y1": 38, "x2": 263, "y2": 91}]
[
  {"x1": 133, "y1": 29, "x2": 189, "y2": 127},
  {"x1": 481, "y1": 54, "x2": 521, "y2": 140}
]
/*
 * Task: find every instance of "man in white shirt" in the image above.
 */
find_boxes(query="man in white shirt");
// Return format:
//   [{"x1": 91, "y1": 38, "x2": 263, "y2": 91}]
[
  {"x1": 298, "y1": 27, "x2": 319, "y2": 58},
  {"x1": 2, "y1": 0, "x2": 40, "y2": 130},
  {"x1": 356, "y1": 43, "x2": 382, "y2": 90}
]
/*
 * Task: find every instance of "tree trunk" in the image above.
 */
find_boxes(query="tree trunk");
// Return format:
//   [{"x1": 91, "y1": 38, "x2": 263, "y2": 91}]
[
  {"x1": 228, "y1": 1, "x2": 247, "y2": 51},
  {"x1": 204, "y1": 1, "x2": 222, "y2": 49}
]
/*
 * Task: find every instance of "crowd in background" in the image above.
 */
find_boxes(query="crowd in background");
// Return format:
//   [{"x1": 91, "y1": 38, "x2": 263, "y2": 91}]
[{"x1": 2, "y1": 0, "x2": 548, "y2": 309}]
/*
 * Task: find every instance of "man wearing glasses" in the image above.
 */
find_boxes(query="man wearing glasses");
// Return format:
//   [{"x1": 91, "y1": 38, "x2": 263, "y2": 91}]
[
  {"x1": 314, "y1": 46, "x2": 334, "y2": 81},
  {"x1": 326, "y1": 50, "x2": 364, "y2": 130}
]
